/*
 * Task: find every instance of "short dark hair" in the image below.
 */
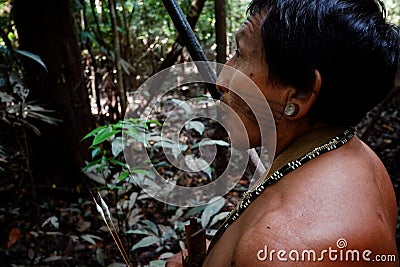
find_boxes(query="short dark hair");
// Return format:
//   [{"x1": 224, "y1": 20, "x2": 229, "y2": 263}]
[{"x1": 248, "y1": 0, "x2": 400, "y2": 125}]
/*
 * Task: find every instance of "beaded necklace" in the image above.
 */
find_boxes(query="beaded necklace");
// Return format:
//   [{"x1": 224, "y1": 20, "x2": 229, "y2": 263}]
[{"x1": 207, "y1": 126, "x2": 356, "y2": 253}]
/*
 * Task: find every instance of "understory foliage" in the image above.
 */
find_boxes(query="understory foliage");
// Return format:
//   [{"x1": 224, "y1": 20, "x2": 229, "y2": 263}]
[
  {"x1": 81, "y1": 90, "x2": 237, "y2": 265},
  {"x1": 0, "y1": 30, "x2": 60, "y2": 181},
  {"x1": 1, "y1": 0, "x2": 400, "y2": 266}
]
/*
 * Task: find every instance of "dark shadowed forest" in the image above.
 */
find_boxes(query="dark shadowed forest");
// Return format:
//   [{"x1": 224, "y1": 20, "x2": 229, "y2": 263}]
[{"x1": 1, "y1": 0, "x2": 400, "y2": 266}]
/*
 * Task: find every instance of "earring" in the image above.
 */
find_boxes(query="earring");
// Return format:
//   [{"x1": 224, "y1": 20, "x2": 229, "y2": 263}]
[{"x1": 284, "y1": 103, "x2": 298, "y2": 116}]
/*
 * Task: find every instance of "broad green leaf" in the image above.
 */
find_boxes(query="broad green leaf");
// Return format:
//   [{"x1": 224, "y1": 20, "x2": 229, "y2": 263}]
[
  {"x1": 0, "y1": 92, "x2": 14, "y2": 103},
  {"x1": 92, "y1": 126, "x2": 120, "y2": 146},
  {"x1": 15, "y1": 49, "x2": 47, "y2": 71},
  {"x1": 185, "y1": 155, "x2": 209, "y2": 172},
  {"x1": 108, "y1": 158, "x2": 126, "y2": 168},
  {"x1": 201, "y1": 197, "x2": 225, "y2": 228},
  {"x1": 81, "y1": 126, "x2": 107, "y2": 141},
  {"x1": 81, "y1": 234, "x2": 103, "y2": 245},
  {"x1": 159, "y1": 252, "x2": 175, "y2": 260},
  {"x1": 171, "y1": 99, "x2": 192, "y2": 114},
  {"x1": 131, "y1": 175, "x2": 161, "y2": 191},
  {"x1": 149, "y1": 260, "x2": 166, "y2": 267},
  {"x1": 203, "y1": 166, "x2": 213, "y2": 179},
  {"x1": 211, "y1": 140, "x2": 230, "y2": 146},
  {"x1": 126, "y1": 229, "x2": 150, "y2": 235},
  {"x1": 129, "y1": 192, "x2": 138, "y2": 210},
  {"x1": 185, "y1": 121, "x2": 205, "y2": 135},
  {"x1": 209, "y1": 211, "x2": 230, "y2": 227},
  {"x1": 131, "y1": 236, "x2": 160, "y2": 251},
  {"x1": 185, "y1": 206, "x2": 206, "y2": 219},
  {"x1": 125, "y1": 128, "x2": 147, "y2": 144},
  {"x1": 91, "y1": 147, "x2": 101, "y2": 159},
  {"x1": 111, "y1": 136, "x2": 124, "y2": 157},
  {"x1": 171, "y1": 143, "x2": 187, "y2": 159},
  {"x1": 82, "y1": 158, "x2": 102, "y2": 171},
  {"x1": 141, "y1": 219, "x2": 159, "y2": 235},
  {"x1": 42, "y1": 216, "x2": 59, "y2": 229},
  {"x1": 159, "y1": 224, "x2": 177, "y2": 241},
  {"x1": 192, "y1": 139, "x2": 230, "y2": 149},
  {"x1": 118, "y1": 170, "x2": 130, "y2": 181}
]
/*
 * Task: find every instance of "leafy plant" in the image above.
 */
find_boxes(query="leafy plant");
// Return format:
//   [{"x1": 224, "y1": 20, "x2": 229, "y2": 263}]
[
  {"x1": 0, "y1": 32, "x2": 61, "y2": 180},
  {"x1": 82, "y1": 113, "x2": 233, "y2": 265}
]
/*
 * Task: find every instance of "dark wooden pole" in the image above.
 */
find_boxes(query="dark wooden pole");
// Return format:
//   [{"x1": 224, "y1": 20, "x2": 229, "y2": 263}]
[
  {"x1": 162, "y1": 0, "x2": 221, "y2": 100},
  {"x1": 215, "y1": 0, "x2": 227, "y2": 64}
]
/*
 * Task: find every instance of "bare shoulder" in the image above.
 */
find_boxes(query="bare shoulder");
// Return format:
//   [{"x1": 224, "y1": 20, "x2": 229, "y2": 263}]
[{"x1": 232, "y1": 137, "x2": 398, "y2": 266}]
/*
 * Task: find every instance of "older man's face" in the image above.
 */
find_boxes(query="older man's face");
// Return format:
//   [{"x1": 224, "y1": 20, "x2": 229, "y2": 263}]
[{"x1": 216, "y1": 13, "x2": 285, "y2": 148}]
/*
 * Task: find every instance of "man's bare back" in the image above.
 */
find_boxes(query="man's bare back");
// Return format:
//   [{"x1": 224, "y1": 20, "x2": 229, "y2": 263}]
[{"x1": 203, "y1": 136, "x2": 398, "y2": 266}]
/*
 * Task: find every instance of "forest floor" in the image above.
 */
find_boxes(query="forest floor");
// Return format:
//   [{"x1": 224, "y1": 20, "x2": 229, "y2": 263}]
[{"x1": 1, "y1": 88, "x2": 400, "y2": 267}]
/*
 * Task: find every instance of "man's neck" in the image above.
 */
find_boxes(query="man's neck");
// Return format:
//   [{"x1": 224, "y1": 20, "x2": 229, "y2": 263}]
[{"x1": 275, "y1": 117, "x2": 329, "y2": 156}]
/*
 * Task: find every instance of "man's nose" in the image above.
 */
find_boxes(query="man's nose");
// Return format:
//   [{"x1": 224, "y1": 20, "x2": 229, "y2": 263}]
[{"x1": 216, "y1": 57, "x2": 235, "y2": 93}]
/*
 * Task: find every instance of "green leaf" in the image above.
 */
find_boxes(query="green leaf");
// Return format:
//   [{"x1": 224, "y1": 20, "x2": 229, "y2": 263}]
[
  {"x1": 91, "y1": 147, "x2": 101, "y2": 159},
  {"x1": 141, "y1": 219, "x2": 159, "y2": 235},
  {"x1": 209, "y1": 211, "x2": 230, "y2": 227},
  {"x1": 92, "y1": 126, "x2": 119, "y2": 146},
  {"x1": 185, "y1": 155, "x2": 209, "y2": 172},
  {"x1": 201, "y1": 196, "x2": 225, "y2": 228},
  {"x1": 171, "y1": 99, "x2": 192, "y2": 114},
  {"x1": 108, "y1": 158, "x2": 126, "y2": 168},
  {"x1": 81, "y1": 234, "x2": 103, "y2": 245},
  {"x1": 185, "y1": 121, "x2": 205, "y2": 135},
  {"x1": 118, "y1": 170, "x2": 130, "y2": 181},
  {"x1": 192, "y1": 139, "x2": 230, "y2": 149},
  {"x1": 15, "y1": 49, "x2": 47, "y2": 71},
  {"x1": 131, "y1": 236, "x2": 160, "y2": 251},
  {"x1": 184, "y1": 206, "x2": 206, "y2": 219},
  {"x1": 159, "y1": 252, "x2": 175, "y2": 260},
  {"x1": 82, "y1": 126, "x2": 107, "y2": 141},
  {"x1": 125, "y1": 127, "x2": 147, "y2": 144},
  {"x1": 111, "y1": 136, "x2": 124, "y2": 157},
  {"x1": 0, "y1": 92, "x2": 14, "y2": 103},
  {"x1": 126, "y1": 229, "x2": 150, "y2": 235},
  {"x1": 82, "y1": 158, "x2": 102, "y2": 172},
  {"x1": 149, "y1": 260, "x2": 166, "y2": 267},
  {"x1": 42, "y1": 216, "x2": 59, "y2": 229}
]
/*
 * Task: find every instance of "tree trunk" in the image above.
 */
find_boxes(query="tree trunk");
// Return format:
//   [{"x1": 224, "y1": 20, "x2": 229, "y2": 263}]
[
  {"x1": 109, "y1": 0, "x2": 127, "y2": 118},
  {"x1": 13, "y1": 0, "x2": 94, "y2": 187},
  {"x1": 215, "y1": 0, "x2": 227, "y2": 64}
]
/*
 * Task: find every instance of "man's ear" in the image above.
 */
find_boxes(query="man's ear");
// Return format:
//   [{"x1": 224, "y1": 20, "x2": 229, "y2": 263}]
[{"x1": 285, "y1": 69, "x2": 321, "y2": 120}]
